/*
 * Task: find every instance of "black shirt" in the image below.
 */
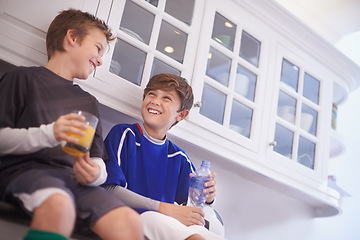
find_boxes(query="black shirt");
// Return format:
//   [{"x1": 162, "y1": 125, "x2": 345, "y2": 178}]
[{"x1": 0, "y1": 66, "x2": 104, "y2": 194}]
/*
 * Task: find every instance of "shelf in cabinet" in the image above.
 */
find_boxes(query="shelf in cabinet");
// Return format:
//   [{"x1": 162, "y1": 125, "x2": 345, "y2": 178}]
[{"x1": 330, "y1": 129, "x2": 345, "y2": 158}]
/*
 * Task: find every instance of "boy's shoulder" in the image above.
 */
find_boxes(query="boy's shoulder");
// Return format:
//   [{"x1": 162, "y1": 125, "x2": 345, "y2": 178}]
[
  {"x1": 2, "y1": 66, "x2": 41, "y2": 77},
  {"x1": 109, "y1": 123, "x2": 140, "y2": 137},
  {"x1": 0, "y1": 66, "x2": 44, "y2": 86}
]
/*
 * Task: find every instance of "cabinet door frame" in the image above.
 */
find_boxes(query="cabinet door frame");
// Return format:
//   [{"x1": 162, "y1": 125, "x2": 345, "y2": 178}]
[
  {"x1": 266, "y1": 43, "x2": 333, "y2": 184},
  {"x1": 187, "y1": 0, "x2": 271, "y2": 153}
]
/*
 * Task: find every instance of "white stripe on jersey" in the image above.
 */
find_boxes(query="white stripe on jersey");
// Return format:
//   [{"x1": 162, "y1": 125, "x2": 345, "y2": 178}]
[
  {"x1": 117, "y1": 127, "x2": 140, "y2": 166},
  {"x1": 168, "y1": 151, "x2": 195, "y2": 173}
]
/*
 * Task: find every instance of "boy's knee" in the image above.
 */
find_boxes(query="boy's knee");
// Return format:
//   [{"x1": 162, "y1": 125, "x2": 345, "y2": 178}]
[
  {"x1": 117, "y1": 206, "x2": 142, "y2": 226},
  {"x1": 36, "y1": 193, "x2": 75, "y2": 217}
]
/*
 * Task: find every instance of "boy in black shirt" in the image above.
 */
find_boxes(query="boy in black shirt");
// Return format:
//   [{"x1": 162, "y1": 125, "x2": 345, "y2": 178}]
[{"x1": 0, "y1": 9, "x2": 142, "y2": 240}]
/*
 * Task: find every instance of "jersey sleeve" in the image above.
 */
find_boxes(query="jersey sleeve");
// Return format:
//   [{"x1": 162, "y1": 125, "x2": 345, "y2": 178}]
[
  {"x1": 175, "y1": 151, "x2": 196, "y2": 205},
  {"x1": 103, "y1": 124, "x2": 128, "y2": 187}
]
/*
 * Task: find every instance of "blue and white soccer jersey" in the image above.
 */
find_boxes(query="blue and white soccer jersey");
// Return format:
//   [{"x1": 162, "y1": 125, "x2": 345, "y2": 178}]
[{"x1": 104, "y1": 123, "x2": 196, "y2": 206}]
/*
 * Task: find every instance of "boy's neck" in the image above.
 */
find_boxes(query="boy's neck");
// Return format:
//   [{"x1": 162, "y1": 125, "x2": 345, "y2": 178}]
[
  {"x1": 45, "y1": 56, "x2": 74, "y2": 81},
  {"x1": 142, "y1": 123, "x2": 167, "y2": 140}
]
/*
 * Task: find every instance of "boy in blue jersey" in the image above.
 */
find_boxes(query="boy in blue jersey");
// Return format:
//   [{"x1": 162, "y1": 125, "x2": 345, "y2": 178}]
[{"x1": 103, "y1": 74, "x2": 224, "y2": 240}]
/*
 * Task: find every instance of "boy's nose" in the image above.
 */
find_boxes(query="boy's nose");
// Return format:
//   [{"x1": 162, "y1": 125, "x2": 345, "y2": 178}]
[
  {"x1": 151, "y1": 99, "x2": 160, "y2": 106},
  {"x1": 96, "y1": 57, "x2": 102, "y2": 66}
]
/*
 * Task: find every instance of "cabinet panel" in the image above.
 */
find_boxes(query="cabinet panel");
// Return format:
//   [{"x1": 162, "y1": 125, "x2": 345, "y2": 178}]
[{"x1": 188, "y1": 0, "x2": 269, "y2": 152}]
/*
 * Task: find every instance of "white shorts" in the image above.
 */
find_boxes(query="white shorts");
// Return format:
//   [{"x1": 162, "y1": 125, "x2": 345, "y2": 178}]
[{"x1": 141, "y1": 211, "x2": 225, "y2": 240}]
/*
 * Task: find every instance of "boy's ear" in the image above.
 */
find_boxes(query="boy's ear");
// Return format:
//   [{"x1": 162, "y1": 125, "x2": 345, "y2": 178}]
[
  {"x1": 64, "y1": 29, "x2": 77, "y2": 48},
  {"x1": 176, "y1": 109, "x2": 189, "y2": 122}
]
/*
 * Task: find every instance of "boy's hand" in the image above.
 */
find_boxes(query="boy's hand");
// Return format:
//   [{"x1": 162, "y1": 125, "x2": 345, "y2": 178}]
[
  {"x1": 53, "y1": 113, "x2": 88, "y2": 143},
  {"x1": 73, "y1": 152, "x2": 100, "y2": 184},
  {"x1": 189, "y1": 171, "x2": 217, "y2": 204},
  {"x1": 205, "y1": 171, "x2": 217, "y2": 204},
  {"x1": 158, "y1": 202, "x2": 205, "y2": 227}
]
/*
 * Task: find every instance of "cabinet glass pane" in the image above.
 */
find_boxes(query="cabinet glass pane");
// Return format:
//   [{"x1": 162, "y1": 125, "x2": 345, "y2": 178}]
[
  {"x1": 145, "y1": 0, "x2": 158, "y2": 7},
  {"x1": 110, "y1": 39, "x2": 146, "y2": 85},
  {"x1": 303, "y1": 73, "x2": 320, "y2": 104},
  {"x1": 277, "y1": 91, "x2": 297, "y2": 125},
  {"x1": 281, "y1": 59, "x2": 299, "y2": 91},
  {"x1": 206, "y1": 47, "x2": 231, "y2": 86},
  {"x1": 156, "y1": 21, "x2": 187, "y2": 63},
  {"x1": 297, "y1": 136, "x2": 315, "y2": 169},
  {"x1": 200, "y1": 84, "x2": 226, "y2": 124},
  {"x1": 120, "y1": 0, "x2": 154, "y2": 44},
  {"x1": 236, "y1": 65, "x2": 257, "y2": 101},
  {"x1": 229, "y1": 100, "x2": 253, "y2": 138},
  {"x1": 301, "y1": 104, "x2": 318, "y2": 135},
  {"x1": 151, "y1": 58, "x2": 180, "y2": 77},
  {"x1": 274, "y1": 123, "x2": 294, "y2": 158},
  {"x1": 211, "y1": 12, "x2": 236, "y2": 51},
  {"x1": 165, "y1": 0, "x2": 194, "y2": 25},
  {"x1": 239, "y1": 31, "x2": 261, "y2": 67}
]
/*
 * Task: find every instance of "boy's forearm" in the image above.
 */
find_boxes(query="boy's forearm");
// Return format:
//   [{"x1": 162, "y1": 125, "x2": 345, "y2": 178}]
[
  {"x1": 0, "y1": 123, "x2": 59, "y2": 156},
  {"x1": 103, "y1": 184, "x2": 160, "y2": 211}
]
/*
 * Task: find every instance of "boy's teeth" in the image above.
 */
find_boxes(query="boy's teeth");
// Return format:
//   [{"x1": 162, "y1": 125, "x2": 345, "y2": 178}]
[{"x1": 149, "y1": 109, "x2": 160, "y2": 114}]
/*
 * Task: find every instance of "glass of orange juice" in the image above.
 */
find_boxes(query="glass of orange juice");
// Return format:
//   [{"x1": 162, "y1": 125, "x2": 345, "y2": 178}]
[{"x1": 62, "y1": 111, "x2": 98, "y2": 156}]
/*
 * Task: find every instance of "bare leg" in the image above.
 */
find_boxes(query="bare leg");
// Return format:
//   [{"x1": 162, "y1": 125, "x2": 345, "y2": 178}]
[
  {"x1": 30, "y1": 193, "x2": 76, "y2": 237},
  {"x1": 186, "y1": 234, "x2": 206, "y2": 240},
  {"x1": 91, "y1": 206, "x2": 142, "y2": 240}
]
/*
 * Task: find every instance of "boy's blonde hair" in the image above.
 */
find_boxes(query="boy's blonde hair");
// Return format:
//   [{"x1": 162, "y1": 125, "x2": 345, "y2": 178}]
[
  {"x1": 46, "y1": 8, "x2": 115, "y2": 60},
  {"x1": 143, "y1": 74, "x2": 194, "y2": 113}
]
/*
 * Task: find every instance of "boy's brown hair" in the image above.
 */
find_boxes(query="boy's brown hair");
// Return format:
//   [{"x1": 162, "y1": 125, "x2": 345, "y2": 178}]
[
  {"x1": 46, "y1": 8, "x2": 115, "y2": 60},
  {"x1": 143, "y1": 73, "x2": 194, "y2": 113}
]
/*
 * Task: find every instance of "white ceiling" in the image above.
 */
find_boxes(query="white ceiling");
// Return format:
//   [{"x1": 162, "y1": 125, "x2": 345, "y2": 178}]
[{"x1": 274, "y1": 0, "x2": 360, "y2": 44}]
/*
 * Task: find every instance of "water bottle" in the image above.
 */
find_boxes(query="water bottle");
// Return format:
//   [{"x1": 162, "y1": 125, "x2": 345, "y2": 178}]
[{"x1": 187, "y1": 161, "x2": 212, "y2": 209}]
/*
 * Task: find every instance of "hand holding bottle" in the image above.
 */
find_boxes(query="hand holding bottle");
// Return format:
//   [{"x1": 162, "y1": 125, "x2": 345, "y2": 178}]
[{"x1": 187, "y1": 161, "x2": 217, "y2": 209}]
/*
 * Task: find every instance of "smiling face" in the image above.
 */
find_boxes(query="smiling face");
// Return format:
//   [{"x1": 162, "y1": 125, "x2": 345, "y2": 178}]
[
  {"x1": 69, "y1": 28, "x2": 107, "y2": 80},
  {"x1": 141, "y1": 89, "x2": 189, "y2": 139}
]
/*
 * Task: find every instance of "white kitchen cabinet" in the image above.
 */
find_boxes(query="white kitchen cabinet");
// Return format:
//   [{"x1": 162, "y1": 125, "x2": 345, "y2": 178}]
[
  {"x1": 81, "y1": 0, "x2": 206, "y2": 118},
  {"x1": 1, "y1": 0, "x2": 359, "y2": 217}
]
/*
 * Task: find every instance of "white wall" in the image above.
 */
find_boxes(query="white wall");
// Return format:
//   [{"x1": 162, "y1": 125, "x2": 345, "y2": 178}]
[{"x1": 308, "y1": 87, "x2": 360, "y2": 240}]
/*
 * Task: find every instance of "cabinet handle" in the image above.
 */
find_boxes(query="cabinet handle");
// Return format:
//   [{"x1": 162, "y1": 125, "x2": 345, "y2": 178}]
[
  {"x1": 194, "y1": 101, "x2": 202, "y2": 108},
  {"x1": 269, "y1": 141, "x2": 277, "y2": 147}
]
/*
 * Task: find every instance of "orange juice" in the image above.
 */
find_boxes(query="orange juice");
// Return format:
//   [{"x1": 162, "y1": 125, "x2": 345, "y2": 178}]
[{"x1": 62, "y1": 125, "x2": 96, "y2": 156}]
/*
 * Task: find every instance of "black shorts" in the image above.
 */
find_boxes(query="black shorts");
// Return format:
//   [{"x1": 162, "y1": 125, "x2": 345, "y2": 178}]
[{"x1": 5, "y1": 167, "x2": 125, "y2": 227}]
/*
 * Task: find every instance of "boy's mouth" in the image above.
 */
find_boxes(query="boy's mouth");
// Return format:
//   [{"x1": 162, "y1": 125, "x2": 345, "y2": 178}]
[
  {"x1": 148, "y1": 108, "x2": 161, "y2": 115},
  {"x1": 90, "y1": 61, "x2": 96, "y2": 71}
]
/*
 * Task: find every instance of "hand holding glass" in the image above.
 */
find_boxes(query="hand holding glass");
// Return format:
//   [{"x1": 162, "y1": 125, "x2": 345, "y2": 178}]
[{"x1": 62, "y1": 111, "x2": 98, "y2": 156}]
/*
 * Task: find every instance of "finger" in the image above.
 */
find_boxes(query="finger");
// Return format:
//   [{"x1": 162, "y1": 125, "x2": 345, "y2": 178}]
[
  {"x1": 192, "y1": 212, "x2": 205, "y2": 226},
  {"x1": 65, "y1": 113, "x2": 86, "y2": 122},
  {"x1": 206, "y1": 191, "x2": 216, "y2": 200},
  {"x1": 204, "y1": 179, "x2": 216, "y2": 188},
  {"x1": 74, "y1": 153, "x2": 93, "y2": 170},
  {"x1": 204, "y1": 185, "x2": 216, "y2": 194},
  {"x1": 208, "y1": 171, "x2": 217, "y2": 179},
  {"x1": 191, "y1": 207, "x2": 205, "y2": 218}
]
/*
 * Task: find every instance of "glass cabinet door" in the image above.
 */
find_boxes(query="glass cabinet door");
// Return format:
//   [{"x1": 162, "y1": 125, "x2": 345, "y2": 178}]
[
  {"x1": 273, "y1": 57, "x2": 322, "y2": 170},
  {"x1": 188, "y1": 2, "x2": 267, "y2": 152},
  {"x1": 199, "y1": 12, "x2": 262, "y2": 139},
  {"x1": 99, "y1": 0, "x2": 203, "y2": 90}
]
